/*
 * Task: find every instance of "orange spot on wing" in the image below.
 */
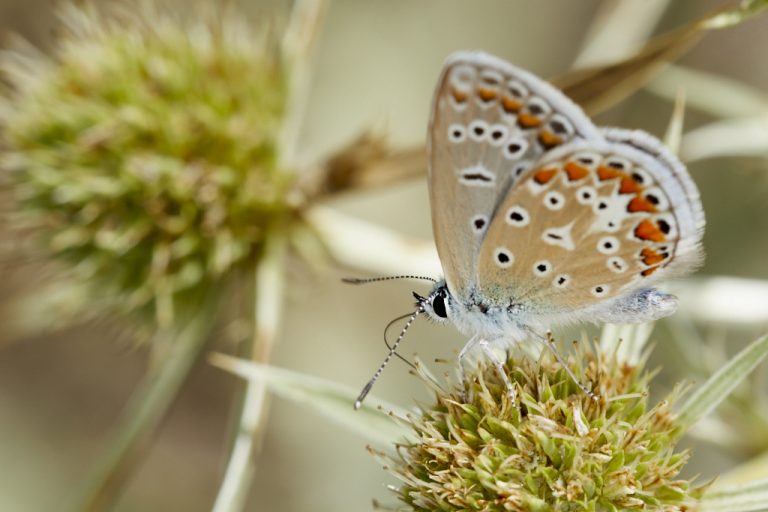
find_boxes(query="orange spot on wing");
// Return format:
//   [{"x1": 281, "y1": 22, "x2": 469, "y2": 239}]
[
  {"x1": 634, "y1": 219, "x2": 666, "y2": 242},
  {"x1": 597, "y1": 166, "x2": 622, "y2": 181},
  {"x1": 619, "y1": 177, "x2": 642, "y2": 194},
  {"x1": 501, "y1": 96, "x2": 522, "y2": 113},
  {"x1": 564, "y1": 162, "x2": 589, "y2": 181},
  {"x1": 477, "y1": 86, "x2": 497, "y2": 102},
  {"x1": 518, "y1": 113, "x2": 542, "y2": 128},
  {"x1": 451, "y1": 88, "x2": 467, "y2": 103},
  {"x1": 641, "y1": 248, "x2": 666, "y2": 265},
  {"x1": 538, "y1": 130, "x2": 563, "y2": 149},
  {"x1": 628, "y1": 196, "x2": 658, "y2": 213},
  {"x1": 641, "y1": 266, "x2": 660, "y2": 277},
  {"x1": 533, "y1": 168, "x2": 558, "y2": 184}
]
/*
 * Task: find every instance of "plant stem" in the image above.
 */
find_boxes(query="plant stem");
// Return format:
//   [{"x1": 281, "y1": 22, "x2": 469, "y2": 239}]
[
  {"x1": 211, "y1": 233, "x2": 287, "y2": 512},
  {"x1": 278, "y1": 0, "x2": 328, "y2": 169},
  {"x1": 211, "y1": 2, "x2": 325, "y2": 509},
  {"x1": 70, "y1": 295, "x2": 220, "y2": 512}
]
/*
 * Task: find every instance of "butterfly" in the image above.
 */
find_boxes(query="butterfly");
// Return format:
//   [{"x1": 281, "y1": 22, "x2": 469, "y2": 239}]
[{"x1": 352, "y1": 51, "x2": 704, "y2": 408}]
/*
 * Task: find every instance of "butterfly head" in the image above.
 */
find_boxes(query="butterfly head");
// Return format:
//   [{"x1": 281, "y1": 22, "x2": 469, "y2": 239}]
[{"x1": 413, "y1": 280, "x2": 453, "y2": 324}]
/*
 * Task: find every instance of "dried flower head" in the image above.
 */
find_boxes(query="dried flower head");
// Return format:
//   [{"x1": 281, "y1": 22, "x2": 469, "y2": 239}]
[
  {"x1": 379, "y1": 343, "x2": 707, "y2": 511},
  {"x1": 0, "y1": 3, "x2": 291, "y2": 326}
]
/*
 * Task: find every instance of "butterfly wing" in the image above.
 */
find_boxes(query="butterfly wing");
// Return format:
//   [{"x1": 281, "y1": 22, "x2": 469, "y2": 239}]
[
  {"x1": 427, "y1": 51, "x2": 603, "y2": 301},
  {"x1": 476, "y1": 128, "x2": 704, "y2": 323}
]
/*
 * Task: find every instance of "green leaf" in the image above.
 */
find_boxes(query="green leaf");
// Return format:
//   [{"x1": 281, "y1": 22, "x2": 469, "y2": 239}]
[
  {"x1": 702, "y1": 478, "x2": 768, "y2": 512},
  {"x1": 676, "y1": 334, "x2": 768, "y2": 431},
  {"x1": 209, "y1": 353, "x2": 411, "y2": 445}
]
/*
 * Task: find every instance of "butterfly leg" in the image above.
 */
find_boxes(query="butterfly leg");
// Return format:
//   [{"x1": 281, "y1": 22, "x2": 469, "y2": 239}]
[
  {"x1": 457, "y1": 335, "x2": 480, "y2": 401},
  {"x1": 536, "y1": 332, "x2": 598, "y2": 401},
  {"x1": 458, "y1": 336, "x2": 517, "y2": 406},
  {"x1": 479, "y1": 339, "x2": 517, "y2": 406}
]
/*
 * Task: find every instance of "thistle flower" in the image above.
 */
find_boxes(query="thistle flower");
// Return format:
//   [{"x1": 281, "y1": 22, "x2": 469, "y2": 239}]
[
  {"x1": 0, "y1": 3, "x2": 291, "y2": 327},
  {"x1": 376, "y1": 343, "x2": 708, "y2": 511}
]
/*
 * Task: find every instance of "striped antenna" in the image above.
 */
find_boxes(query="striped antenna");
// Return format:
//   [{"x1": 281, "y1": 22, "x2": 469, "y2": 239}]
[
  {"x1": 342, "y1": 275, "x2": 437, "y2": 285},
  {"x1": 354, "y1": 305, "x2": 424, "y2": 410}
]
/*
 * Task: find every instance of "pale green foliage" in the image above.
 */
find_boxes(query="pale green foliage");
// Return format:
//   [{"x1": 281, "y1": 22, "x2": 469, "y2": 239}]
[
  {"x1": 0, "y1": 3, "x2": 291, "y2": 326},
  {"x1": 209, "y1": 353, "x2": 411, "y2": 445}
]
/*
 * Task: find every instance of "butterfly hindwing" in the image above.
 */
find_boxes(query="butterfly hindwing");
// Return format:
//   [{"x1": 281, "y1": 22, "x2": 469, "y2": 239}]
[
  {"x1": 476, "y1": 131, "x2": 704, "y2": 317},
  {"x1": 427, "y1": 51, "x2": 603, "y2": 301}
]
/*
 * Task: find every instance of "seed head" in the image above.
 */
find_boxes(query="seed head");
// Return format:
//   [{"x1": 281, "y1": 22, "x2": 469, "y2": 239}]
[
  {"x1": 0, "y1": 3, "x2": 291, "y2": 326},
  {"x1": 379, "y1": 344, "x2": 708, "y2": 511}
]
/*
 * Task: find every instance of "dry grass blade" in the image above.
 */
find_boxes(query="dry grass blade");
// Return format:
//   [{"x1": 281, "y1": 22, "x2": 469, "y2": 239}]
[
  {"x1": 648, "y1": 65, "x2": 768, "y2": 118},
  {"x1": 554, "y1": 24, "x2": 702, "y2": 116},
  {"x1": 296, "y1": 132, "x2": 425, "y2": 202},
  {"x1": 681, "y1": 117, "x2": 768, "y2": 162},
  {"x1": 556, "y1": 1, "x2": 768, "y2": 115}
]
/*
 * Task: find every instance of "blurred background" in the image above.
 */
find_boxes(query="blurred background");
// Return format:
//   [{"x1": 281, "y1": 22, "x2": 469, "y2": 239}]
[{"x1": 0, "y1": 0, "x2": 767, "y2": 511}]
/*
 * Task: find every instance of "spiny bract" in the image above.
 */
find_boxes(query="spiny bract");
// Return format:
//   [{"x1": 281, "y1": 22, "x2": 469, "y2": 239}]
[{"x1": 378, "y1": 344, "x2": 707, "y2": 511}]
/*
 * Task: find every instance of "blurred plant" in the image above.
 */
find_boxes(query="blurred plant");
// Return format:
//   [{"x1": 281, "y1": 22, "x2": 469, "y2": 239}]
[
  {"x1": 0, "y1": 2, "x2": 290, "y2": 327},
  {"x1": 0, "y1": 1, "x2": 767, "y2": 512},
  {"x1": 0, "y1": 1, "x2": 321, "y2": 511}
]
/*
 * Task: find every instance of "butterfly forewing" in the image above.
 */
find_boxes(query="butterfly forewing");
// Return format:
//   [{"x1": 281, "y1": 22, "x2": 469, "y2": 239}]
[
  {"x1": 428, "y1": 52, "x2": 603, "y2": 300},
  {"x1": 477, "y1": 135, "x2": 704, "y2": 314}
]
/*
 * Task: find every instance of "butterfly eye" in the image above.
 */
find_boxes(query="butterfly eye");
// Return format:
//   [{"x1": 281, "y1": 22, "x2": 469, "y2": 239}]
[{"x1": 431, "y1": 293, "x2": 448, "y2": 318}]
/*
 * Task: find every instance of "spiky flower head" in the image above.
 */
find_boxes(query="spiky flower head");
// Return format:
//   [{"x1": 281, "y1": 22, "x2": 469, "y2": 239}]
[
  {"x1": 0, "y1": 2, "x2": 291, "y2": 326},
  {"x1": 379, "y1": 343, "x2": 708, "y2": 511}
]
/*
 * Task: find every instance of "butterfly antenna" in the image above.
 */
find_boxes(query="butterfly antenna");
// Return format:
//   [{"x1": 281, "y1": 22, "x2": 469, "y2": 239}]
[
  {"x1": 354, "y1": 306, "x2": 424, "y2": 410},
  {"x1": 384, "y1": 312, "x2": 418, "y2": 370},
  {"x1": 342, "y1": 275, "x2": 437, "y2": 285}
]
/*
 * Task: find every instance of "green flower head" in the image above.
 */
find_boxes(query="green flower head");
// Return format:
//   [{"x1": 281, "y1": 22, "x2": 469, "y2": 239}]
[
  {"x1": 380, "y1": 343, "x2": 707, "y2": 511},
  {"x1": 0, "y1": 2, "x2": 291, "y2": 326}
]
